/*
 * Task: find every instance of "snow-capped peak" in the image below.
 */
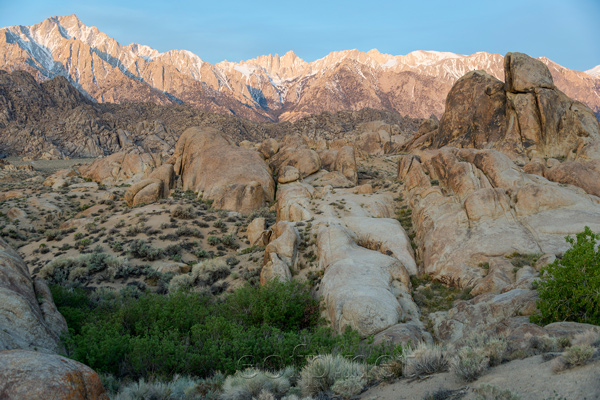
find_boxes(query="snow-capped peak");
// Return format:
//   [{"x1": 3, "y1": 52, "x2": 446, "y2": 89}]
[{"x1": 586, "y1": 65, "x2": 600, "y2": 77}]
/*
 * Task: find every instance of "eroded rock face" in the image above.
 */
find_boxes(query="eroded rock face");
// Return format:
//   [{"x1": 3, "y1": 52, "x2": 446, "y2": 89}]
[
  {"x1": 269, "y1": 135, "x2": 321, "y2": 178},
  {"x1": 79, "y1": 148, "x2": 162, "y2": 185},
  {"x1": 0, "y1": 238, "x2": 67, "y2": 353},
  {"x1": 334, "y1": 146, "x2": 358, "y2": 185},
  {"x1": 317, "y1": 224, "x2": 407, "y2": 336},
  {"x1": 398, "y1": 148, "x2": 600, "y2": 289},
  {"x1": 123, "y1": 163, "x2": 175, "y2": 206},
  {"x1": 429, "y1": 52, "x2": 600, "y2": 161},
  {"x1": 0, "y1": 350, "x2": 108, "y2": 400},
  {"x1": 544, "y1": 160, "x2": 600, "y2": 197},
  {"x1": 171, "y1": 127, "x2": 275, "y2": 213}
]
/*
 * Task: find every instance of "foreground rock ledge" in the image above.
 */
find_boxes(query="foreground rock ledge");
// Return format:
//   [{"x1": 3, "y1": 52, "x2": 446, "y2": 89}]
[{"x1": 0, "y1": 350, "x2": 108, "y2": 400}]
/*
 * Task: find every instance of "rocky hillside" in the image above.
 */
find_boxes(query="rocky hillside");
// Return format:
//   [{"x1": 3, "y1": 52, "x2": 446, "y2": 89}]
[
  {"x1": 1, "y1": 15, "x2": 599, "y2": 122},
  {"x1": 0, "y1": 69, "x2": 422, "y2": 158}
]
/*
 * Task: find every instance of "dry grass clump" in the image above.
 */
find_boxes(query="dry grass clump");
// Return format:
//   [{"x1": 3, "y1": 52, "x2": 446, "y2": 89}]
[
  {"x1": 450, "y1": 346, "x2": 489, "y2": 382},
  {"x1": 221, "y1": 367, "x2": 294, "y2": 400},
  {"x1": 402, "y1": 343, "x2": 449, "y2": 377},
  {"x1": 460, "y1": 333, "x2": 507, "y2": 367},
  {"x1": 168, "y1": 259, "x2": 230, "y2": 293},
  {"x1": 298, "y1": 354, "x2": 365, "y2": 397},
  {"x1": 449, "y1": 334, "x2": 508, "y2": 382},
  {"x1": 525, "y1": 334, "x2": 570, "y2": 356},
  {"x1": 172, "y1": 206, "x2": 195, "y2": 220},
  {"x1": 551, "y1": 331, "x2": 599, "y2": 373},
  {"x1": 473, "y1": 384, "x2": 521, "y2": 400},
  {"x1": 112, "y1": 373, "x2": 223, "y2": 400}
]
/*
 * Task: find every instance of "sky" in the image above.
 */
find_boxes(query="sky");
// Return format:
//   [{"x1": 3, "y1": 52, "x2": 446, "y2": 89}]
[{"x1": 0, "y1": 0, "x2": 599, "y2": 71}]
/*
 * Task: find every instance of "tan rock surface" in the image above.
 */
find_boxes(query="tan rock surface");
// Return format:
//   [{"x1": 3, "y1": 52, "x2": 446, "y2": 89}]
[
  {"x1": 0, "y1": 238, "x2": 67, "y2": 353},
  {"x1": 429, "y1": 53, "x2": 600, "y2": 161},
  {"x1": 399, "y1": 148, "x2": 600, "y2": 289},
  {"x1": 79, "y1": 148, "x2": 161, "y2": 185},
  {"x1": 171, "y1": 126, "x2": 275, "y2": 213},
  {"x1": 0, "y1": 350, "x2": 108, "y2": 400}
]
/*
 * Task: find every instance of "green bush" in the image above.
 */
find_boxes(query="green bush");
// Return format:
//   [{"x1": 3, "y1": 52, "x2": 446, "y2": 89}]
[
  {"x1": 51, "y1": 280, "x2": 399, "y2": 381},
  {"x1": 531, "y1": 227, "x2": 600, "y2": 325},
  {"x1": 223, "y1": 279, "x2": 319, "y2": 331}
]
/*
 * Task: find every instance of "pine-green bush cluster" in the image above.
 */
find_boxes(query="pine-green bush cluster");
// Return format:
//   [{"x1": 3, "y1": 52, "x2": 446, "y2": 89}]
[
  {"x1": 51, "y1": 280, "x2": 398, "y2": 381},
  {"x1": 532, "y1": 226, "x2": 600, "y2": 326}
]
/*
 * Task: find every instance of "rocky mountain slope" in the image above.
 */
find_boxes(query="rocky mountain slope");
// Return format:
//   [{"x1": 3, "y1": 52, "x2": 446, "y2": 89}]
[
  {"x1": 2, "y1": 15, "x2": 599, "y2": 122},
  {"x1": 0, "y1": 69, "x2": 422, "y2": 158}
]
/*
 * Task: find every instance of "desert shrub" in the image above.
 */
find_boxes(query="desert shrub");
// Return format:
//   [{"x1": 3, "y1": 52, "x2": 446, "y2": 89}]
[
  {"x1": 128, "y1": 239, "x2": 163, "y2": 261},
  {"x1": 168, "y1": 273, "x2": 196, "y2": 293},
  {"x1": 473, "y1": 384, "x2": 521, "y2": 400},
  {"x1": 459, "y1": 334, "x2": 507, "y2": 367},
  {"x1": 572, "y1": 330, "x2": 600, "y2": 348},
  {"x1": 298, "y1": 354, "x2": 365, "y2": 397},
  {"x1": 525, "y1": 334, "x2": 570, "y2": 356},
  {"x1": 169, "y1": 260, "x2": 231, "y2": 293},
  {"x1": 221, "y1": 367, "x2": 294, "y2": 400},
  {"x1": 173, "y1": 206, "x2": 195, "y2": 220},
  {"x1": 213, "y1": 220, "x2": 227, "y2": 230},
  {"x1": 226, "y1": 256, "x2": 240, "y2": 266},
  {"x1": 39, "y1": 253, "x2": 127, "y2": 285},
  {"x1": 194, "y1": 259, "x2": 230, "y2": 285},
  {"x1": 221, "y1": 234, "x2": 239, "y2": 249},
  {"x1": 177, "y1": 226, "x2": 204, "y2": 238},
  {"x1": 402, "y1": 343, "x2": 449, "y2": 377},
  {"x1": 551, "y1": 344, "x2": 596, "y2": 373},
  {"x1": 208, "y1": 236, "x2": 221, "y2": 246},
  {"x1": 531, "y1": 226, "x2": 600, "y2": 325},
  {"x1": 113, "y1": 374, "x2": 207, "y2": 400},
  {"x1": 53, "y1": 281, "x2": 398, "y2": 381},
  {"x1": 563, "y1": 344, "x2": 595, "y2": 366},
  {"x1": 330, "y1": 376, "x2": 365, "y2": 398},
  {"x1": 450, "y1": 346, "x2": 489, "y2": 382}
]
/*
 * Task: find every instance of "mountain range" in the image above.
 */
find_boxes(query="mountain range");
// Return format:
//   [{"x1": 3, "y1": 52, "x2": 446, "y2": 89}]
[{"x1": 1, "y1": 14, "x2": 599, "y2": 122}]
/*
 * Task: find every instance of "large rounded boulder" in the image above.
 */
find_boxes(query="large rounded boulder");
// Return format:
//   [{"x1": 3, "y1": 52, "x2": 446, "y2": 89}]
[
  {"x1": 0, "y1": 350, "x2": 108, "y2": 400},
  {"x1": 170, "y1": 127, "x2": 275, "y2": 213}
]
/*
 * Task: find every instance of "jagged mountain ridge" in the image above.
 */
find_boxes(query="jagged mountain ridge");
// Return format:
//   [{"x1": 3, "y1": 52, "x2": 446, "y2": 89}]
[{"x1": 1, "y1": 14, "x2": 599, "y2": 122}]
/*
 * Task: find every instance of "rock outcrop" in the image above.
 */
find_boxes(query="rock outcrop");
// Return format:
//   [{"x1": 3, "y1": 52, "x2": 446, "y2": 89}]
[
  {"x1": 428, "y1": 52, "x2": 600, "y2": 162},
  {"x1": 0, "y1": 238, "x2": 67, "y2": 353},
  {"x1": 398, "y1": 148, "x2": 600, "y2": 289},
  {"x1": 124, "y1": 163, "x2": 175, "y2": 206},
  {"x1": 79, "y1": 148, "x2": 162, "y2": 185},
  {"x1": 0, "y1": 350, "x2": 108, "y2": 400},
  {"x1": 269, "y1": 135, "x2": 321, "y2": 178},
  {"x1": 171, "y1": 127, "x2": 275, "y2": 213}
]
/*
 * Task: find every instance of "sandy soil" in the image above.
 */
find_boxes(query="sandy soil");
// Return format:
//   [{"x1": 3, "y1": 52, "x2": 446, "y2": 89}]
[{"x1": 361, "y1": 355, "x2": 600, "y2": 400}]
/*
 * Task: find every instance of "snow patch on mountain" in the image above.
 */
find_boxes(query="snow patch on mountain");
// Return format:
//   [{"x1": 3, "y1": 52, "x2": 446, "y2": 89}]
[{"x1": 586, "y1": 65, "x2": 600, "y2": 77}]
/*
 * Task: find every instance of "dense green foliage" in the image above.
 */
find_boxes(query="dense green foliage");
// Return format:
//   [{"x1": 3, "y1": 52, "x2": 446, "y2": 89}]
[
  {"x1": 531, "y1": 227, "x2": 600, "y2": 326},
  {"x1": 52, "y1": 280, "x2": 398, "y2": 380}
]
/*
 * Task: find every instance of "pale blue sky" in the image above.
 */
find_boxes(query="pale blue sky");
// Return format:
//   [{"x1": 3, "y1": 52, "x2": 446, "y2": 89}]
[{"x1": 0, "y1": 0, "x2": 598, "y2": 71}]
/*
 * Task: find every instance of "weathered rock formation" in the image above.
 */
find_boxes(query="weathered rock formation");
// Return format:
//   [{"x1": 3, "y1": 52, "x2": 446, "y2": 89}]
[
  {"x1": 398, "y1": 148, "x2": 600, "y2": 289},
  {"x1": 124, "y1": 163, "x2": 175, "y2": 206},
  {"x1": 170, "y1": 127, "x2": 275, "y2": 213},
  {"x1": 0, "y1": 350, "x2": 108, "y2": 399},
  {"x1": 0, "y1": 238, "x2": 67, "y2": 353},
  {"x1": 79, "y1": 148, "x2": 162, "y2": 185},
  {"x1": 428, "y1": 53, "x2": 600, "y2": 162}
]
